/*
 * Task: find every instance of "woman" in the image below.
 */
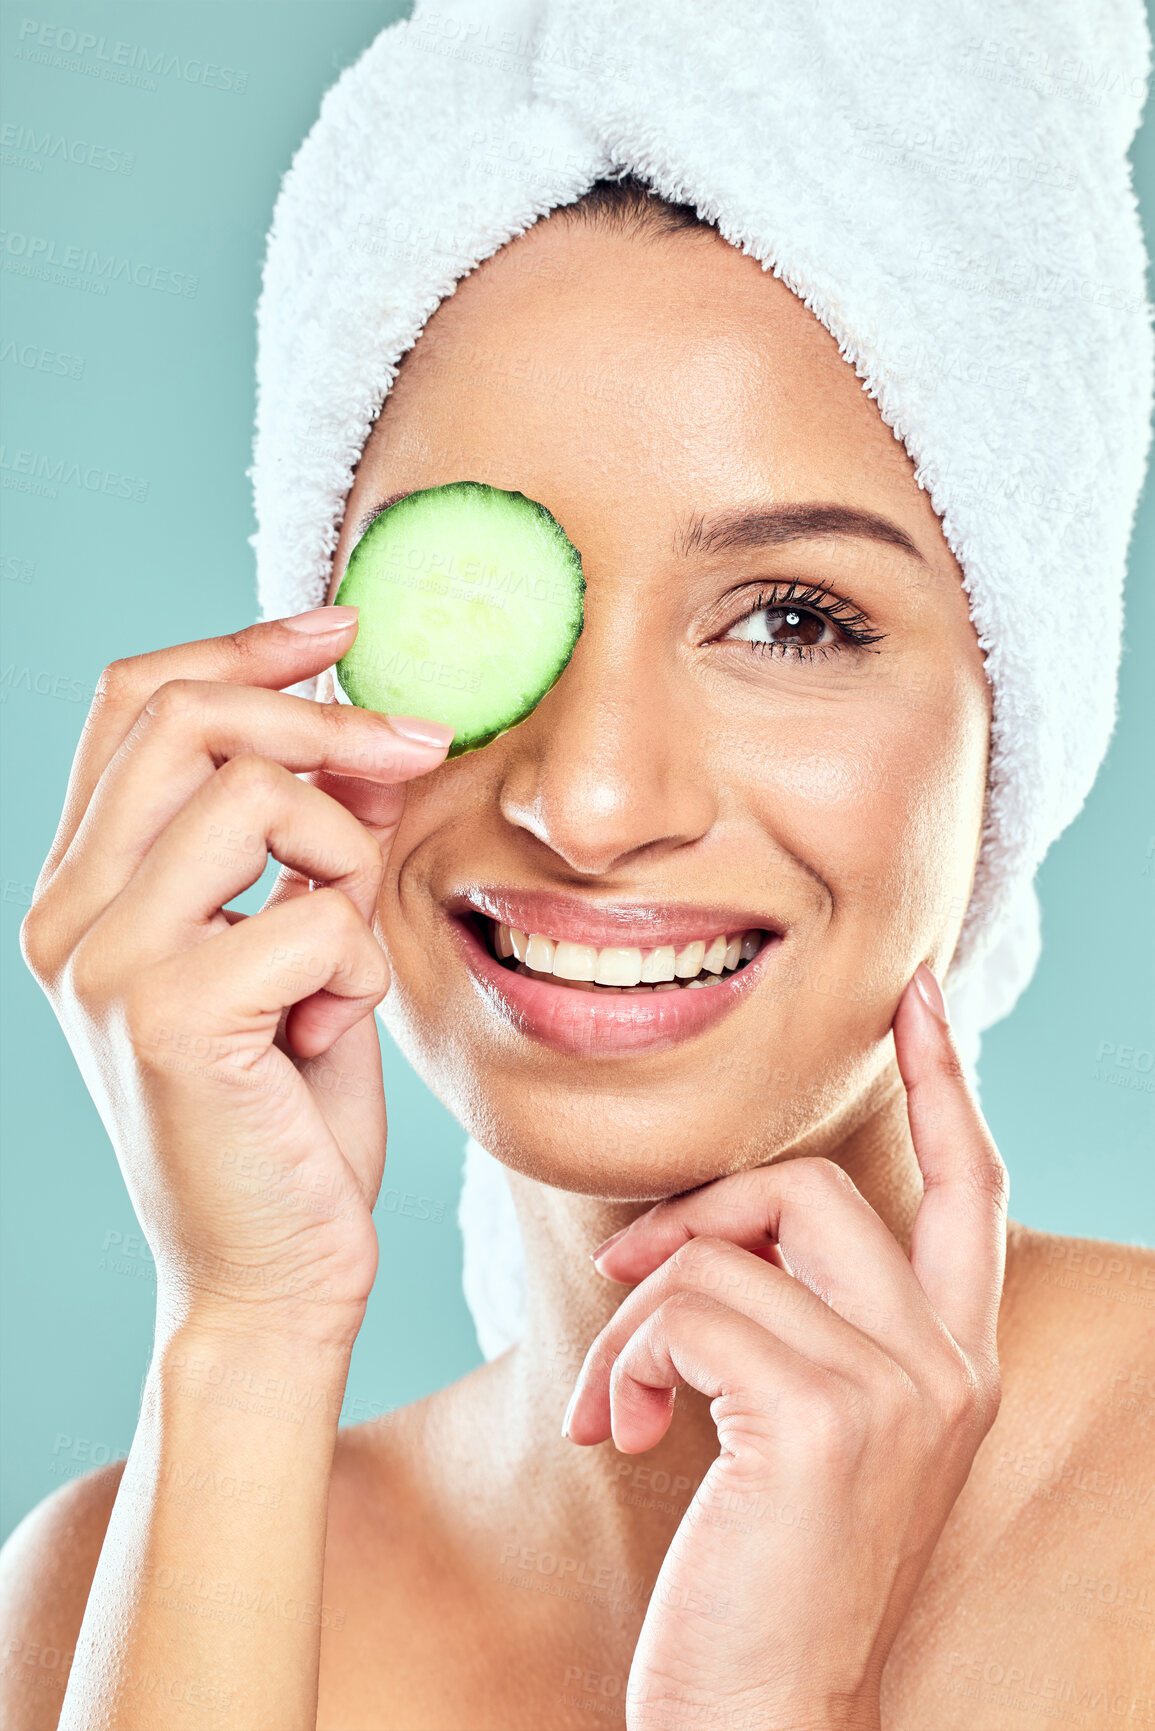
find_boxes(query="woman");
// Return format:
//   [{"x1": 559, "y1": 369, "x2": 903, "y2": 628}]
[{"x1": 3, "y1": 2, "x2": 1152, "y2": 1726}]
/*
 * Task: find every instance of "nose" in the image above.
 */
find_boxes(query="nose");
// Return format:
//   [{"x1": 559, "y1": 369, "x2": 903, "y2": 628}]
[{"x1": 495, "y1": 614, "x2": 718, "y2": 877}]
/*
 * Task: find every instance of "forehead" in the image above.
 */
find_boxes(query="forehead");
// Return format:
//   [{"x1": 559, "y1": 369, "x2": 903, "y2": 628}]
[
  {"x1": 340, "y1": 218, "x2": 941, "y2": 571},
  {"x1": 388, "y1": 227, "x2": 904, "y2": 454}
]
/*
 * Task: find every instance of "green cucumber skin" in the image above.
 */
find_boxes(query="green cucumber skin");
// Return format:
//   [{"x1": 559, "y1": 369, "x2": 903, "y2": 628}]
[{"x1": 334, "y1": 482, "x2": 584, "y2": 758}]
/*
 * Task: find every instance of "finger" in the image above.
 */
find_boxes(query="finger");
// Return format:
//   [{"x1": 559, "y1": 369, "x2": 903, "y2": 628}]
[
  {"x1": 566, "y1": 1290, "x2": 824, "y2": 1457},
  {"x1": 573, "y1": 1236, "x2": 896, "y2": 1438},
  {"x1": 892, "y1": 966, "x2": 1008, "y2": 1362},
  {"x1": 592, "y1": 1158, "x2": 945, "y2": 1376},
  {"x1": 41, "y1": 607, "x2": 363, "y2": 881},
  {"x1": 309, "y1": 768, "x2": 410, "y2": 836},
  {"x1": 261, "y1": 770, "x2": 408, "y2": 913},
  {"x1": 95, "y1": 756, "x2": 386, "y2": 950},
  {"x1": 36, "y1": 683, "x2": 445, "y2": 964},
  {"x1": 104, "y1": 887, "x2": 389, "y2": 1073},
  {"x1": 297, "y1": 1013, "x2": 387, "y2": 1196}
]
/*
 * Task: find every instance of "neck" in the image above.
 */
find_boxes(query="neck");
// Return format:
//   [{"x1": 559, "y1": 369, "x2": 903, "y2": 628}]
[{"x1": 483, "y1": 1061, "x2": 921, "y2": 1574}]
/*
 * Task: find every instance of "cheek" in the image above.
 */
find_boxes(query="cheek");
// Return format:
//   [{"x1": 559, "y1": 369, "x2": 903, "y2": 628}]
[
  {"x1": 757, "y1": 747, "x2": 881, "y2": 806},
  {"x1": 370, "y1": 755, "x2": 489, "y2": 940},
  {"x1": 738, "y1": 677, "x2": 987, "y2": 954},
  {"x1": 372, "y1": 776, "x2": 440, "y2": 920}
]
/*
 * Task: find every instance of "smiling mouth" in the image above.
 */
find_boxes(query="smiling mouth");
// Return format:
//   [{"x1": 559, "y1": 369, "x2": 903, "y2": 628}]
[{"x1": 472, "y1": 913, "x2": 770, "y2": 993}]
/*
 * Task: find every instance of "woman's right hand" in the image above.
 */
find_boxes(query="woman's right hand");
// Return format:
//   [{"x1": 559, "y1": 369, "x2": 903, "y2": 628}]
[{"x1": 20, "y1": 606, "x2": 453, "y2": 1349}]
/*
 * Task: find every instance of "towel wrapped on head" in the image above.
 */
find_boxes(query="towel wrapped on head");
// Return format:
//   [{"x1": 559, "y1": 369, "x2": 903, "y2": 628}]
[{"x1": 250, "y1": 0, "x2": 1153, "y2": 1360}]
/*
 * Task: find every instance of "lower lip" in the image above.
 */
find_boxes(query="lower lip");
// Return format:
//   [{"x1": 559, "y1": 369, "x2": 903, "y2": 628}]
[{"x1": 447, "y1": 914, "x2": 782, "y2": 1057}]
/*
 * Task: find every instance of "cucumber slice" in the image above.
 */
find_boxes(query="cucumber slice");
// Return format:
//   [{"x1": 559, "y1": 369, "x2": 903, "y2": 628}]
[{"x1": 334, "y1": 482, "x2": 585, "y2": 758}]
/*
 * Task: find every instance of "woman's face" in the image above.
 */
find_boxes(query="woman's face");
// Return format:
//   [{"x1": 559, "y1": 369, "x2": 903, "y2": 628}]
[{"x1": 324, "y1": 215, "x2": 990, "y2": 1199}]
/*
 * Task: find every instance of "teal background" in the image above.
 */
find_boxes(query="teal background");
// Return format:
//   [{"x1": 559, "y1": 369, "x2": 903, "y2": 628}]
[{"x1": 1, "y1": 1, "x2": 1152, "y2": 1542}]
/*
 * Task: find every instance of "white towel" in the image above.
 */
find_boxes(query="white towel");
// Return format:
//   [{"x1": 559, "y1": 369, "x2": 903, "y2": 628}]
[{"x1": 251, "y1": 0, "x2": 1153, "y2": 1360}]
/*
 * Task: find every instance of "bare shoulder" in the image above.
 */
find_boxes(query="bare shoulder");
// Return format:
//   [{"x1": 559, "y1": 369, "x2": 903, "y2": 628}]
[
  {"x1": 0, "y1": 1461, "x2": 126, "y2": 1728},
  {"x1": 887, "y1": 1225, "x2": 1153, "y2": 1727},
  {"x1": 1003, "y1": 1218, "x2": 1155, "y2": 1356},
  {"x1": 988, "y1": 1222, "x2": 1152, "y2": 1637},
  {"x1": 999, "y1": 1220, "x2": 1153, "y2": 1480},
  {"x1": 1006, "y1": 1216, "x2": 1155, "y2": 1290}
]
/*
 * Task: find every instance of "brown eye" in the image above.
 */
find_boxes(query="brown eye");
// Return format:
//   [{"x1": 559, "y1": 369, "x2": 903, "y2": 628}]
[
  {"x1": 765, "y1": 607, "x2": 826, "y2": 647},
  {"x1": 725, "y1": 603, "x2": 834, "y2": 652}
]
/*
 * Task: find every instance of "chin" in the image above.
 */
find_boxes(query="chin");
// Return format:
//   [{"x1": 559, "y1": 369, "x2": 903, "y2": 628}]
[{"x1": 376, "y1": 978, "x2": 897, "y2": 1203}]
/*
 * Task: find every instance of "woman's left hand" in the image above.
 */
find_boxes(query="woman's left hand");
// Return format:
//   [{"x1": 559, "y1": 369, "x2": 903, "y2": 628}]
[{"x1": 562, "y1": 966, "x2": 1008, "y2": 1731}]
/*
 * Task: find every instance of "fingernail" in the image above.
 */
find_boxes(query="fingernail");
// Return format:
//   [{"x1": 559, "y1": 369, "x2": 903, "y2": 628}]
[
  {"x1": 386, "y1": 714, "x2": 455, "y2": 749},
  {"x1": 590, "y1": 1225, "x2": 629, "y2": 1264},
  {"x1": 914, "y1": 963, "x2": 950, "y2": 1025},
  {"x1": 561, "y1": 1389, "x2": 578, "y2": 1440},
  {"x1": 282, "y1": 604, "x2": 359, "y2": 634}
]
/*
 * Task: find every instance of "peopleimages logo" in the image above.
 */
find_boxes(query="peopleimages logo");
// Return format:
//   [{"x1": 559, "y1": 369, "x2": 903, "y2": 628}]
[
  {"x1": 0, "y1": 444, "x2": 149, "y2": 503},
  {"x1": 0, "y1": 231, "x2": 198, "y2": 298},
  {"x1": 0, "y1": 121, "x2": 136, "y2": 175},
  {"x1": 0, "y1": 338, "x2": 85, "y2": 379},
  {"x1": 13, "y1": 18, "x2": 248, "y2": 94}
]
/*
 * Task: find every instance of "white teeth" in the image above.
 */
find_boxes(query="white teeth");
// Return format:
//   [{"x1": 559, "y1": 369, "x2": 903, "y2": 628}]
[
  {"x1": 702, "y1": 935, "x2": 728, "y2": 975},
  {"x1": 594, "y1": 946, "x2": 644, "y2": 986},
  {"x1": 495, "y1": 923, "x2": 515, "y2": 959},
  {"x1": 674, "y1": 940, "x2": 706, "y2": 979},
  {"x1": 552, "y1": 939, "x2": 598, "y2": 981},
  {"x1": 640, "y1": 945, "x2": 676, "y2": 983},
  {"x1": 525, "y1": 933, "x2": 555, "y2": 971},
  {"x1": 491, "y1": 920, "x2": 769, "y2": 990}
]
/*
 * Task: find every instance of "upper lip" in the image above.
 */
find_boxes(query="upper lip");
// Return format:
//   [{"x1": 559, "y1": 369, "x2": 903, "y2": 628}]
[{"x1": 445, "y1": 887, "x2": 785, "y2": 951}]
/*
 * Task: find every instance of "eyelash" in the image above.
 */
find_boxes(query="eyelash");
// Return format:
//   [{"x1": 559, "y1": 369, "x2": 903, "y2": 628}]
[{"x1": 725, "y1": 581, "x2": 887, "y2": 661}]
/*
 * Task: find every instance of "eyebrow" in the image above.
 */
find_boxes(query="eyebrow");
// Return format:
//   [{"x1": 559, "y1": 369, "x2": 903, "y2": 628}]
[
  {"x1": 674, "y1": 502, "x2": 926, "y2": 564},
  {"x1": 354, "y1": 492, "x2": 927, "y2": 567}
]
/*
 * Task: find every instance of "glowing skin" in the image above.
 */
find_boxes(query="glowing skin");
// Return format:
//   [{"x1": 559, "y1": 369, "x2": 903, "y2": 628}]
[
  {"x1": 324, "y1": 214, "x2": 990, "y2": 1205},
  {"x1": 7, "y1": 209, "x2": 1150, "y2": 1731}
]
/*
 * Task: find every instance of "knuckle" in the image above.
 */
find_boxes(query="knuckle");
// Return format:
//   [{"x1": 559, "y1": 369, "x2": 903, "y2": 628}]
[
  {"x1": 62, "y1": 936, "x2": 111, "y2": 1010},
  {"x1": 797, "y1": 1156, "x2": 854, "y2": 1195},
  {"x1": 979, "y1": 1366, "x2": 1003, "y2": 1431},
  {"x1": 145, "y1": 677, "x2": 210, "y2": 728},
  {"x1": 95, "y1": 656, "x2": 140, "y2": 704},
  {"x1": 308, "y1": 884, "x2": 366, "y2": 941},
  {"x1": 960, "y1": 1145, "x2": 1010, "y2": 1209},
  {"x1": 87, "y1": 656, "x2": 149, "y2": 732},
  {"x1": 219, "y1": 627, "x2": 264, "y2": 673},
  {"x1": 875, "y1": 1361, "x2": 921, "y2": 1427},
  {"x1": 349, "y1": 930, "x2": 389, "y2": 997},
  {"x1": 607, "y1": 1351, "x2": 640, "y2": 1405},
  {"x1": 20, "y1": 900, "x2": 59, "y2": 983},
  {"x1": 215, "y1": 752, "x2": 285, "y2": 803},
  {"x1": 657, "y1": 1286, "x2": 719, "y2": 1327},
  {"x1": 317, "y1": 697, "x2": 353, "y2": 742},
  {"x1": 330, "y1": 810, "x2": 382, "y2": 886},
  {"x1": 939, "y1": 1380, "x2": 977, "y2": 1436},
  {"x1": 937, "y1": 1357, "x2": 994, "y2": 1437},
  {"x1": 670, "y1": 1235, "x2": 740, "y2": 1292}
]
